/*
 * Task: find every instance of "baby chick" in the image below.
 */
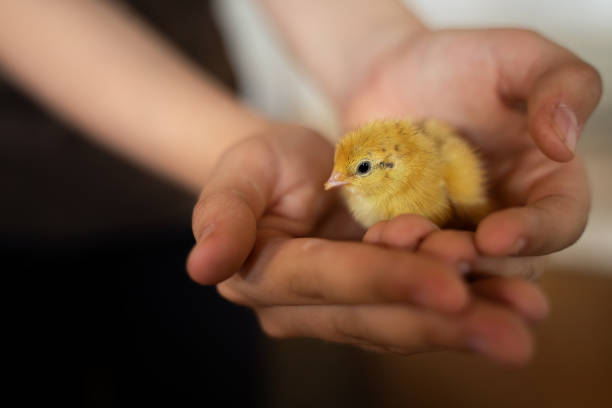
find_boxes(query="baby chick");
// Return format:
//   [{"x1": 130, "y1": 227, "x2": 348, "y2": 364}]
[{"x1": 325, "y1": 119, "x2": 490, "y2": 228}]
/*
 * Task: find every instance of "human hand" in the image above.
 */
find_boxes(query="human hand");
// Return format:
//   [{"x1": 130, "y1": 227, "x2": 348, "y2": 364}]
[
  {"x1": 187, "y1": 124, "x2": 547, "y2": 364},
  {"x1": 362, "y1": 213, "x2": 549, "y2": 356},
  {"x1": 344, "y1": 28, "x2": 602, "y2": 259},
  {"x1": 364, "y1": 214, "x2": 548, "y2": 320}
]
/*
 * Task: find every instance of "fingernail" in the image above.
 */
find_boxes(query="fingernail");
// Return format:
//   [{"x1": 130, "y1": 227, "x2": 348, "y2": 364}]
[
  {"x1": 552, "y1": 104, "x2": 579, "y2": 153},
  {"x1": 197, "y1": 223, "x2": 215, "y2": 242},
  {"x1": 510, "y1": 238, "x2": 526, "y2": 255}
]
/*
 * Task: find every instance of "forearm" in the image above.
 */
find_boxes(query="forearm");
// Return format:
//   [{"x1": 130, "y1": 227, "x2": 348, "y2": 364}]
[
  {"x1": 259, "y1": 0, "x2": 427, "y2": 110},
  {"x1": 0, "y1": 0, "x2": 267, "y2": 192}
]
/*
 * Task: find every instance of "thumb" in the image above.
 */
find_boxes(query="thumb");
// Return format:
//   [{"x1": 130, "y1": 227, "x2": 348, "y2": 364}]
[
  {"x1": 186, "y1": 138, "x2": 276, "y2": 285},
  {"x1": 527, "y1": 60, "x2": 602, "y2": 161},
  {"x1": 498, "y1": 31, "x2": 603, "y2": 162}
]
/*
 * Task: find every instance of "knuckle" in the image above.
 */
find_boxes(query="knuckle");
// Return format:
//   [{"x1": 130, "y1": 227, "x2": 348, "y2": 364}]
[
  {"x1": 286, "y1": 239, "x2": 327, "y2": 300},
  {"x1": 287, "y1": 270, "x2": 324, "y2": 301}
]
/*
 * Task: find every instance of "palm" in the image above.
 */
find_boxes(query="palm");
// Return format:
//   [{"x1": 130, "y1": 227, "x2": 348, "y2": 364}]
[
  {"x1": 186, "y1": 28, "x2": 598, "y2": 364},
  {"x1": 346, "y1": 30, "x2": 543, "y2": 150},
  {"x1": 254, "y1": 129, "x2": 364, "y2": 243},
  {"x1": 344, "y1": 29, "x2": 589, "y2": 252},
  {"x1": 189, "y1": 126, "x2": 547, "y2": 365}
]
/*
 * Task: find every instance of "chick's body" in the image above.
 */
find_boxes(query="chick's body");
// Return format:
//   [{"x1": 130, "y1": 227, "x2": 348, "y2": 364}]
[{"x1": 325, "y1": 119, "x2": 490, "y2": 228}]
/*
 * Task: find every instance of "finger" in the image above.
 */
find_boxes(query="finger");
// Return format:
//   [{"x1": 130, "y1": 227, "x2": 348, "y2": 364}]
[
  {"x1": 418, "y1": 229, "x2": 546, "y2": 280},
  {"x1": 257, "y1": 300, "x2": 533, "y2": 366},
  {"x1": 186, "y1": 138, "x2": 275, "y2": 285},
  {"x1": 496, "y1": 30, "x2": 602, "y2": 161},
  {"x1": 476, "y1": 204, "x2": 581, "y2": 257},
  {"x1": 221, "y1": 238, "x2": 469, "y2": 313},
  {"x1": 476, "y1": 155, "x2": 589, "y2": 256},
  {"x1": 476, "y1": 196, "x2": 587, "y2": 256},
  {"x1": 418, "y1": 229, "x2": 548, "y2": 321},
  {"x1": 417, "y1": 229, "x2": 477, "y2": 273},
  {"x1": 363, "y1": 214, "x2": 439, "y2": 250},
  {"x1": 362, "y1": 220, "x2": 387, "y2": 244},
  {"x1": 470, "y1": 277, "x2": 549, "y2": 322},
  {"x1": 527, "y1": 62, "x2": 602, "y2": 161},
  {"x1": 470, "y1": 256, "x2": 544, "y2": 281}
]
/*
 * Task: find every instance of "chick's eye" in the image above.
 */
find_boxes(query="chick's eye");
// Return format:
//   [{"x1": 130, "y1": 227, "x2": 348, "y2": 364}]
[{"x1": 356, "y1": 160, "x2": 371, "y2": 175}]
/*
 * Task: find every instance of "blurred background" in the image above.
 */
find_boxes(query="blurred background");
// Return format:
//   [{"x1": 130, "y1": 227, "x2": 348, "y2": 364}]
[{"x1": 1, "y1": 0, "x2": 609, "y2": 407}]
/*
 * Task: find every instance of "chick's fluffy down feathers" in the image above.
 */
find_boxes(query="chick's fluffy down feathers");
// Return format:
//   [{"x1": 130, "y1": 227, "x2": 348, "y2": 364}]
[{"x1": 325, "y1": 119, "x2": 490, "y2": 228}]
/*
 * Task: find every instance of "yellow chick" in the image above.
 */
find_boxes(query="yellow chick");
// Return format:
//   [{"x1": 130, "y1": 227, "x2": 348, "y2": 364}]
[{"x1": 324, "y1": 119, "x2": 490, "y2": 228}]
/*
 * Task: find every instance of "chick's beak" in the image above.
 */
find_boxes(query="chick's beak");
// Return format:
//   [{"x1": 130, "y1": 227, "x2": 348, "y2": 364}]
[{"x1": 324, "y1": 171, "x2": 349, "y2": 190}]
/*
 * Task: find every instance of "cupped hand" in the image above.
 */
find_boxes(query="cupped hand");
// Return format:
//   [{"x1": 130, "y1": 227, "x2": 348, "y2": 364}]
[
  {"x1": 344, "y1": 28, "x2": 602, "y2": 258},
  {"x1": 187, "y1": 125, "x2": 546, "y2": 364},
  {"x1": 364, "y1": 214, "x2": 548, "y2": 322}
]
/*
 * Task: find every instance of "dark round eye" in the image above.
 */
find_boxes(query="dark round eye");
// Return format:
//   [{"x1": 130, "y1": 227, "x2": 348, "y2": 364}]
[{"x1": 356, "y1": 160, "x2": 372, "y2": 175}]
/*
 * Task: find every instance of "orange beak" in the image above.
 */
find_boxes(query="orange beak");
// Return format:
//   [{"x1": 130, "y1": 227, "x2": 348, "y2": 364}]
[{"x1": 324, "y1": 171, "x2": 349, "y2": 190}]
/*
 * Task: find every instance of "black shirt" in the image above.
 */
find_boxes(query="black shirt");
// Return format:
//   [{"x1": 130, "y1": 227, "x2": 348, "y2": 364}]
[{"x1": 2, "y1": 2, "x2": 262, "y2": 406}]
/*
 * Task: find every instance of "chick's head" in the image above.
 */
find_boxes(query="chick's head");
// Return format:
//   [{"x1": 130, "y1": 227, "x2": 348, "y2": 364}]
[{"x1": 325, "y1": 120, "x2": 432, "y2": 198}]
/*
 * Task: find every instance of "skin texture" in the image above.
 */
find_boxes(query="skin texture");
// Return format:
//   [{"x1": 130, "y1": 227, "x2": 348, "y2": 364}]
[
  {"x1": 342, "y1": 29, "x2": 600, "y2": 257},
  {"x1": 0, "y1": 0, "x2": 267, "y2": 190},
  {"x1": 187, "y1": 125, "x2": 549, "y2": 365},
  {"x1": 0, "y1": 1, "x2": 601, "y2": 366},
  {"x1": 189, "y1": 6, "x2": 601, "y2": 364}
]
